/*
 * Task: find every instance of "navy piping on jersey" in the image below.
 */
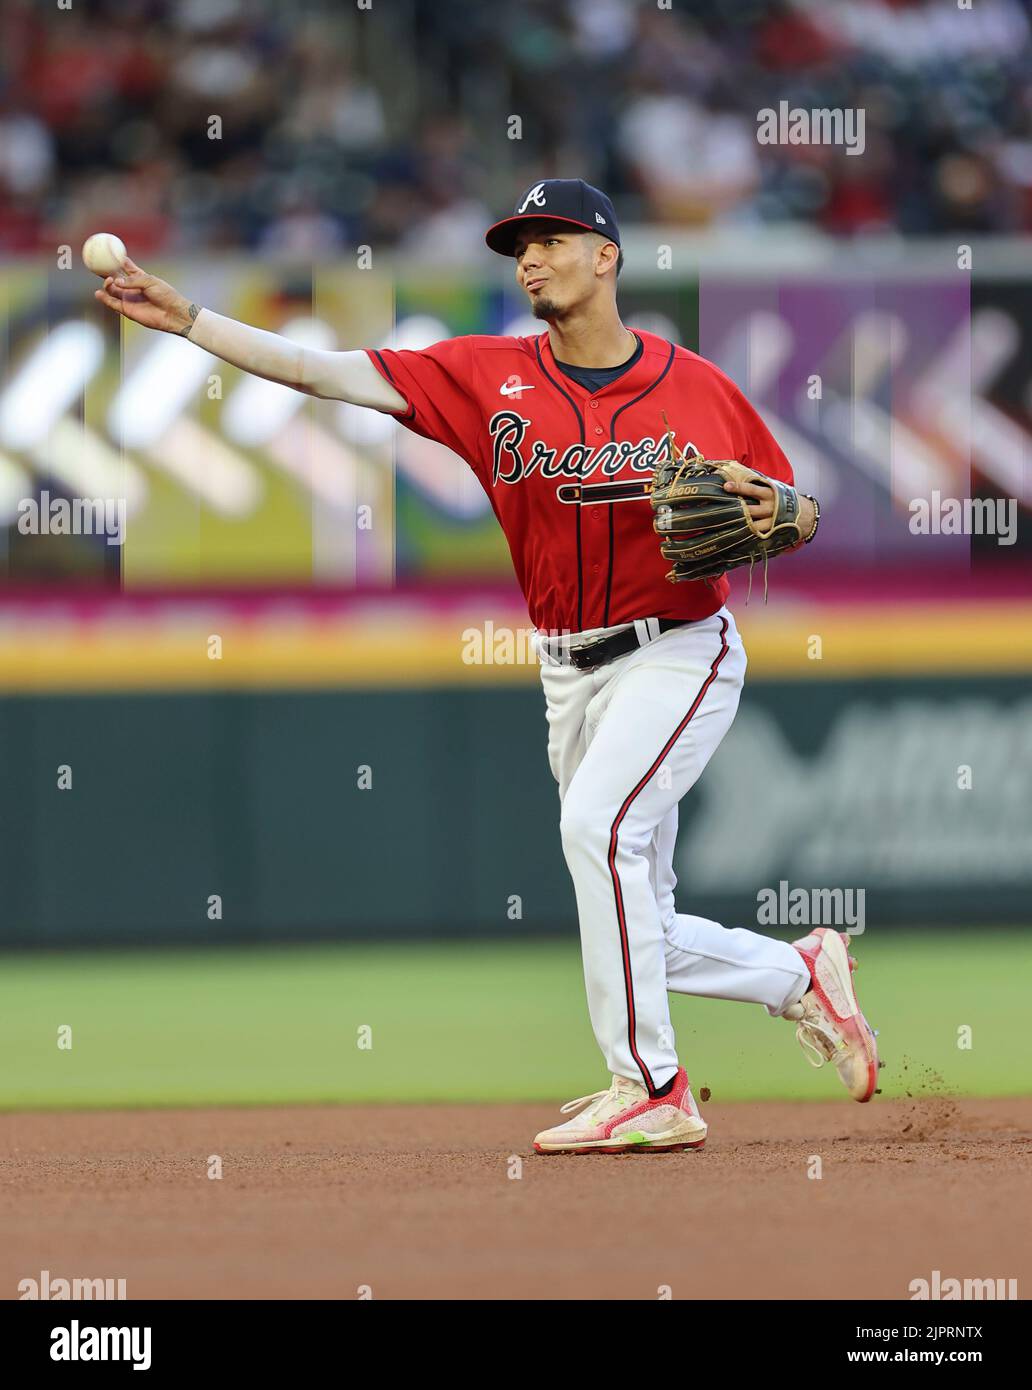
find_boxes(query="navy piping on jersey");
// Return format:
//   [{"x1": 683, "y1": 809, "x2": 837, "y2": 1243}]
[
  {"x1": 552, "y1": 334, "x2": 643, "y2": 395},
  {"x1": 372, "y1": 349, "x2": 416, "y2": 423},
  {"x1": 602, "y1": 339, "x2": 676, "y2": 626},
  {"x1": 608, "y1": 615, "x2": 730, "y2": 1094},
  {"x1": 534, "y1": 336, "x2": 587, "y2": 632}
]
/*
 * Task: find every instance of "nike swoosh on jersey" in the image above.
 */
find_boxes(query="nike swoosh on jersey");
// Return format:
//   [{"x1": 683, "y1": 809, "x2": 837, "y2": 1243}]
[{"x1": 499, "y1": 382, "x2": 536, "y2": 396}]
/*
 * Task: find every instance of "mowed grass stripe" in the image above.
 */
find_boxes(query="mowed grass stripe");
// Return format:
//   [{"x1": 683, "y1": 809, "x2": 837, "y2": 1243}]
[{"x1": 0, "y1": 932, "x2": 1028, "y2": 1109}]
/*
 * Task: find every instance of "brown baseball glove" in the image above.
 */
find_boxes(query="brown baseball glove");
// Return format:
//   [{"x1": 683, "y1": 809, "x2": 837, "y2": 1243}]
[{"x1": 650, "y1": 417, "x2": 818, "y2": 596}]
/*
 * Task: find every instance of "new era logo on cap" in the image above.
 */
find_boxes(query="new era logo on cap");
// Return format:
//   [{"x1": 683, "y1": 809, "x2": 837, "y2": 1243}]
[{"x1": 485, "y1": 178, "x2": 620, "y2": 256}]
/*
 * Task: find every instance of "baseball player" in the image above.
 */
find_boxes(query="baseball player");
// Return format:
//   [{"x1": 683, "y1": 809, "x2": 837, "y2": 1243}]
[{"x1": 95, "y1": 178, "x2": 879, "y2": 1154}]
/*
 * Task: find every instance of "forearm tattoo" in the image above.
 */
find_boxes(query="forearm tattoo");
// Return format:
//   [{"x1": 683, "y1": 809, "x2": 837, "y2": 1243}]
[{"x1": 177, "y1": 303, "x2": 201, "y2": 338}]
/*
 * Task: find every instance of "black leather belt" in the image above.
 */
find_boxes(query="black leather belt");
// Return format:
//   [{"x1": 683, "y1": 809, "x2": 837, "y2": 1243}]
[{"x1": 567, "y1": 618, "x2": 692, "y2": 672}]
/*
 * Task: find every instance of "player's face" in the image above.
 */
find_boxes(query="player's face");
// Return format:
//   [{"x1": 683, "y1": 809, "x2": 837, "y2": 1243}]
[{"x1": 513, "y1": 224, "x2": 597, "y2": 320}]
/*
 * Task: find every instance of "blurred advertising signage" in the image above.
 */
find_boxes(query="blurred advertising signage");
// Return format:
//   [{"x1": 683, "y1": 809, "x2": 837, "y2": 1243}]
[
  {"x1": 699, "y1": 278, "x2": 1032, "y2": 559},
  {"x1": 1, "y1": 270, "x2": 1030, "y2": 584},
  {"x1": 678, "y1": 677, "x2": 1032, "y2": 922}
]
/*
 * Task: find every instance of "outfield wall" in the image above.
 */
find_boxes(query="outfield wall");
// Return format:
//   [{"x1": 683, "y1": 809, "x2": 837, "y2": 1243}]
[{"x1": 1, "y1": 597, "x2": 1028, "y2": 946}]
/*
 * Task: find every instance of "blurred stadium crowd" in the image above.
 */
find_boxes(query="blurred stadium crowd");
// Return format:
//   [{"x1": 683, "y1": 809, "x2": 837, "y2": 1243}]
[{"x1": 2, "y1": 0, "x2": 1032, "y2": 262}]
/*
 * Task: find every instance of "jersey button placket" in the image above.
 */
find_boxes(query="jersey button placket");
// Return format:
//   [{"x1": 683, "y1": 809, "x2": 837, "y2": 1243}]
[{"x1": 583, "y1": 403, "x2": 603, "y2": 607}]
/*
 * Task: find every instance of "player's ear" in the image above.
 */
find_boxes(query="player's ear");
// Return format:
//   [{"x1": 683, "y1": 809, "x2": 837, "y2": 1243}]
[{"x1": 595, "y1": 237, "x2": 619, "y2": 279}]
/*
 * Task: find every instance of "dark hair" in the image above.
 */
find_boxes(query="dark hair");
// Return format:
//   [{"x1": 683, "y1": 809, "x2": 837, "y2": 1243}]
[{"x1": 617, "y1": 248, "x2": 624, "y2": 278}]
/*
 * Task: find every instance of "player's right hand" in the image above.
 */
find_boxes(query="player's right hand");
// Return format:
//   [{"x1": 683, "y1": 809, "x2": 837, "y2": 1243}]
[{"x1": 93, "y1": 257, "x2": 196, "y2": 336}]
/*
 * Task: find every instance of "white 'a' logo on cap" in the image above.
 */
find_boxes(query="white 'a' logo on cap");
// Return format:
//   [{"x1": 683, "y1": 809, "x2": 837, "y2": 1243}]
[{"x1": 517, "y1": 182, "x2": 548, "y2": 213}]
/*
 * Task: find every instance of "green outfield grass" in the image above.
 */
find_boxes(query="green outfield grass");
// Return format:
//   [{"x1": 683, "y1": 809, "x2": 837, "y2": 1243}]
[{"x1": 0, "y1": 931, "x2": 1028, "y2": 1110}]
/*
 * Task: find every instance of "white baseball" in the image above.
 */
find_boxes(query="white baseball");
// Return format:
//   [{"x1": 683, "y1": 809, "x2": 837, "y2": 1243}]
[{"x1": 82, "y1": 232, "x2": 128, "y2": 278}]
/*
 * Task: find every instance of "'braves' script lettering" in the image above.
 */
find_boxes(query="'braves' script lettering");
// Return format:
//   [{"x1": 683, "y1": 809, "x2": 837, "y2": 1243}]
[{"x1": 489, "y1": 412, "x2": 671, "y2": 487}]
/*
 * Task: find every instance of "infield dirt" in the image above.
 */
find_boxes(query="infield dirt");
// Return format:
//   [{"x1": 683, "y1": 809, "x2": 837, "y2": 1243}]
[{"x1": 2, "y1": 1098, "x2": 1030, "y2": 1300}]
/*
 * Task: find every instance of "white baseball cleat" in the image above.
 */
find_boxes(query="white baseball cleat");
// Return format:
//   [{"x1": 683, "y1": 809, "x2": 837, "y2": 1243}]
[
  {"x1": 533, "y1": 1067, "x2": 707, "y2": 1154},
  {"x1": 784, "y1": 928, "x2": 880, "y2": 1102}
]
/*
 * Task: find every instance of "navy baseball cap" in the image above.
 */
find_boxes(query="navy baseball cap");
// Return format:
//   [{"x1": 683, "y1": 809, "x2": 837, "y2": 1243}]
[{"x1": 485, "y1": 179, "x2": 620, "y2": 256}]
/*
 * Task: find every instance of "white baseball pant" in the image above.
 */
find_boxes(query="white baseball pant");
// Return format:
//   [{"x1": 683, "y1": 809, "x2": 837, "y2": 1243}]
[{"x1": 536, "y1": 607, "x2": 810, "y2": 1093}]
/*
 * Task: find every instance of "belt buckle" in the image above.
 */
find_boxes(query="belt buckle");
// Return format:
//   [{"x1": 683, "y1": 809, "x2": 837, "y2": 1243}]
[{"x1": 568, "y1": 635, "x2": 610, "y2": 671}]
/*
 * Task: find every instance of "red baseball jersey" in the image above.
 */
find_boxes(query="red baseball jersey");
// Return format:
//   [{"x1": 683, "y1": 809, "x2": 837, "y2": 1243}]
[{"x1": 367, "y1": 327, "x2": 794, "y2": 634}]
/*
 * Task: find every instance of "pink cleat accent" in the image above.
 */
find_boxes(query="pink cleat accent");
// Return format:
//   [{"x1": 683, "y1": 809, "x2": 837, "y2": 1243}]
[{"x1": 533, "y1": 1067, "x2": 707, "y2": 1154}]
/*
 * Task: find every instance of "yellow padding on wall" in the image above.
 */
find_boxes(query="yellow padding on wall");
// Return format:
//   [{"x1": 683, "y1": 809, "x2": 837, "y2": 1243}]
[{"x1": 0, "y1": 602, "x2": 1028, "y2": 692}]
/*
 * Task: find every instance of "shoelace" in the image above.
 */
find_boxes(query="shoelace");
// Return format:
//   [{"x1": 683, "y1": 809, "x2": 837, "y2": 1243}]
[
  {"x1": 794, "y1": 1015, "x2": 843, "y2": 1069},
  {"x1": 792, "y1": 948, "x2": 861, "y2": 1067},
  {"x1": 558, "y1": 1079, "x2": 636, "y2": 1117}
]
